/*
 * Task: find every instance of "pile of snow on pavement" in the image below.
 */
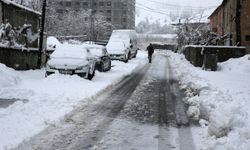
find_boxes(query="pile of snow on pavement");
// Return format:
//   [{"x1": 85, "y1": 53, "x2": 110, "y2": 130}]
[{"x1": 167, "y1": 51, "x2": 250, "y2": 150}]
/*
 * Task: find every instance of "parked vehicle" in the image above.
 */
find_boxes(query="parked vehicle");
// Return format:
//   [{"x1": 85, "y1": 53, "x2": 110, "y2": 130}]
[
  {"x1": 106, "y1": 30, "x2": 138, "y2": 63},
  {"x1": 84, "y1": 44, "x2": 111, "y2": 72},
  {"x1": 45, "y1": 44, "x2": 96, "y2": 80}
]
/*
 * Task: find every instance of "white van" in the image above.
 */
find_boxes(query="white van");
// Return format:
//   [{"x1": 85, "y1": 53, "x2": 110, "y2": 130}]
[{"x1": 106, "y1": 30, "x2": 138, "y2": 63}]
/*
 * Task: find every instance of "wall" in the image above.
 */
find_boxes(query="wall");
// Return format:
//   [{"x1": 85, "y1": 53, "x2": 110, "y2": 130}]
[
  {"x1": 241, "y1": 0, "x2": 250, "y2": 53},
  {"x1": 0, "y1": 47, "x2": 47, "y2": 70}
]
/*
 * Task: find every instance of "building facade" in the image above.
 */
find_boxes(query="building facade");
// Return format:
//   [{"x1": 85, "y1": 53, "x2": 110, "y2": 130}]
[
  {"x1": 52, "y1": 0, "x2": 135, "y2": 39},
  {"x1": 209, "y1": 0, "x2": 250, "y2": 53}
]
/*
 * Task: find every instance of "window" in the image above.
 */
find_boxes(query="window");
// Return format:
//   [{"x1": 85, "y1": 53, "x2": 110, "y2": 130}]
[
  {"x1": 83, "y1": 2, "x2": 88, "y2": 6},
  {"x1": 107, "y1": 10, "x2": 111, "y2": 14},
  {"x1": 107, "y1": 2, "x2": 111, "y2": 6},
  {"x1": 246, "y1": 35, "x2": 250, "y2": 41},
  {"x1": 57, "y1": 9, "x2": 63, "y2": 14},
  {"x1": 122, "y1": 18, "x2": 127, "y2": 23},
  {"x1": 99, "y1": 2, "x2": 104, "y2": 6},
  {"x1": 107, "y1": 18, "x2": 111, "y2": 22},
  {"x1": 59, "y1": 2, "x2": 63, "y2": 6},
  {"x1": 75, "y1": 2, "x2": 80, "y2": 7},
  {"x1": 65, "y1": 1, "x2": 71, "y2": 7}
]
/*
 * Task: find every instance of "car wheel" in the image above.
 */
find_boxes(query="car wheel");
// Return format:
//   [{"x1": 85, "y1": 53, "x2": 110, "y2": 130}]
[
  {"x1": 97, "y1": 63, "x2": 105, "y2": 72},
  {"x1": 87, "y1": 68, "x2": 95, "y2": 80}
]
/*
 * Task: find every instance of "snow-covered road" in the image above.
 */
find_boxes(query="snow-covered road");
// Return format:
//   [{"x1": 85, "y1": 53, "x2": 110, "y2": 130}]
[
  {"x1": 14, "y1": 53, "x2": 196, "y2": 150},
  {"x1": 0, "y1": 51, "x2": 148, "y2": 150}
]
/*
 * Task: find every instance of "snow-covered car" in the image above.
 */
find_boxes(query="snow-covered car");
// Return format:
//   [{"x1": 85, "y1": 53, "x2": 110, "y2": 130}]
[
  {"x1": 106, "y1": 41, "x2": 130, "y2": 63},
  {"x1": 84, "y1": 44, "x2": 111, "y2": 72},
  {"x1": 45, "y1": 44, "x2": 96, "y2": 80},
  {"x1": 106, "y1": 30, "x2": 138, "y2": 63}
]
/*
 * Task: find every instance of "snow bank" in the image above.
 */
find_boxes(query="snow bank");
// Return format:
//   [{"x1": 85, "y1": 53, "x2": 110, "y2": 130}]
[
  {"x1": 167, "y1": 51, "x2": 250, "y2": 149},
  {"x1": 0, "y1": 64, "x2": 20, "y2": 88},
  {"x1": 0, "y1": 51, "x2": 147, "y2": 150}
]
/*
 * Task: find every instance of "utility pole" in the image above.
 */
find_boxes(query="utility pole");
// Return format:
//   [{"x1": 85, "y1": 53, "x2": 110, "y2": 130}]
[
  {"x1": 38, "y1": 0, "x2": 46, "y2": 69},
  {"x1": 90, "y1": 0, "x2": 95, "y2": 42},
  {"x1": 235, "y1": 0, "x2": 242, "y2": 46}
]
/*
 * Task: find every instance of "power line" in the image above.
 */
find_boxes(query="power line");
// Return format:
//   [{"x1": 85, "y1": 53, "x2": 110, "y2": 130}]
[{"x1": 139, "y1": 0, "x2": 218, "y2": 10}]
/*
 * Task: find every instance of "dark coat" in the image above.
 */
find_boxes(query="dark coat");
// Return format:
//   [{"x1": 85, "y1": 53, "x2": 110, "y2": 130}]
[{"x1": 147, "y1": 44, "x2": 154, "y2": 56}]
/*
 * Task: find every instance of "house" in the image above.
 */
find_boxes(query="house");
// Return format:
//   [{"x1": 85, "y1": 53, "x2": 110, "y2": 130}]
[
  {"x1": 209, "y1": 0, "x2": 250, "y2": 53},
  {"x1": 0, "y1": 0, "x2": 41, "y2": 48}
]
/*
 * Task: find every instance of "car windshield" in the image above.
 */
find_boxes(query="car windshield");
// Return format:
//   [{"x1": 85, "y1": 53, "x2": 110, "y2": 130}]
[
  {"x1": 83, "y1": 44, "x2": 104, "y2": 57},
  {"x1": 51, "y1": 44, "x2": 88, "y2": 59},
  {"x1": 106, "y1": 41, "x2": 126, "y2": 51}
]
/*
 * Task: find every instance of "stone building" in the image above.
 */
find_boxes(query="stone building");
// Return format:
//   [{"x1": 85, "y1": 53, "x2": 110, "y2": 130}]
[
  {"x1": 52, "y1": 0, "x2": 135, "y2": 39},
  {"x1": 209, "y1": 0, "x2": 250, "y2": 53}
]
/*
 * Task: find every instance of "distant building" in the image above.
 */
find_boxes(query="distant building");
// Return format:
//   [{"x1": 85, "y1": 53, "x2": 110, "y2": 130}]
[
  {"x1": 209, "y1": 0, "x2": 250, "y2": 53},
  {"x1": 52, "y1": 0, "x2": 135, "y2": 40},
  {"x1": 0, "y1": 0, "x2": 41, "y2": 48}
]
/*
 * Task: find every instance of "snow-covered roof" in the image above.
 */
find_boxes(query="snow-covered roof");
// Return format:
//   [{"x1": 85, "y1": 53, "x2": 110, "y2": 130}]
[{"x1": 1, "y1": 0, "x2": 41, "y2": 15}]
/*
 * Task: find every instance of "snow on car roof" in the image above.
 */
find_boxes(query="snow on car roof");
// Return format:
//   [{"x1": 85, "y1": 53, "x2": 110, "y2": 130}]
[{"x1": 51, "y1": 44, "x2": 89, "y2": 59}]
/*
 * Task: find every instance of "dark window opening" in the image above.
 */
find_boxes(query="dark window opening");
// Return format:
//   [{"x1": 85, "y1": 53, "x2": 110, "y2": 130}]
[
  {"x1": 66, "y1": 2, "x2": 71, "y2": 7},
  {"x1": 246, "y1": 35, "x2": 250, "y2": 41}
]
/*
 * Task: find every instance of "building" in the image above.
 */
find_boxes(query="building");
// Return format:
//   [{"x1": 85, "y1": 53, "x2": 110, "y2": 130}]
[
  {"x1": 209, "y1": 0, "x2": 250, "y2": 53},
  {"x1": 0, "y1": 0, "x2": 41, "y2": 48},
  {"x1": 52, "y1": 0, "x2": 135, "y2": 40},
  {"x1": 208, "y1": 5, "x2": 224, "y2": 36}
]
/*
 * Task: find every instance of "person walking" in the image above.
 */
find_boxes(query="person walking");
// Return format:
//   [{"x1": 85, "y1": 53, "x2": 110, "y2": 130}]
[{"x1": 147, "y1": 43, "x2": 154, "y2": 63}]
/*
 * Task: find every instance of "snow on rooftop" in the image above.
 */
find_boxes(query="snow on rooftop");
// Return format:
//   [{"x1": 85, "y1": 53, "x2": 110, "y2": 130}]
[{"x1": 1, "y1": 0, "x2": 41, "y2": 15}]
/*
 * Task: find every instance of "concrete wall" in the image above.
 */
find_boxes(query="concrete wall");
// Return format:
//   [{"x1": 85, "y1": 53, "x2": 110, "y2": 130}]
[
  {"x1": 184, "y1": 46, "x2": 246, "y2": 67},
  {"x1": 0, "y1": 47, "x2": 47, "y2": 70}
]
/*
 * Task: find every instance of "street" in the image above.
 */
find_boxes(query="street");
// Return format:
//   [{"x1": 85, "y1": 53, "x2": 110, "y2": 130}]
[{"x1": 15, "y1": 53, "x2": 195, "y2": 150}]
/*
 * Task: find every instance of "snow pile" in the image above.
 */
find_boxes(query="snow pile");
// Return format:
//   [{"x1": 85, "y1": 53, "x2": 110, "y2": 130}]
[
  {"x1": 0, "y1": 51, "x2": 147, "y2": 150},
  {"x1": 0, "y1": 64, "x2": 20, "y2": 88},
  {"x1": 47, "y1": 36, "x2": 61, "y2": 51},
  {"x1": 166, "y1": 51, "x2": 250, "y2": 149}
]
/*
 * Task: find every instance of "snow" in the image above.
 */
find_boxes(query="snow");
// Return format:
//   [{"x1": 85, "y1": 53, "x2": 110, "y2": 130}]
[
  {"x1": 50, "y1": 44, "x2": 89, "y2": 59},
  {"x1": 46, "y1": 36, "x2": 61, "y2": 51},
  {"x1": 1, "y1": 0, "x2": 41, "y2": 15},
  {"x1": 166, "y1": 51, "x2": 250, "y2": 149},
  {"x1": 136, "y1": 0, "x2": 222, "y2": 25},
  {"x1": 0, "y1": 51, "x2": 147, "y2": 150}
]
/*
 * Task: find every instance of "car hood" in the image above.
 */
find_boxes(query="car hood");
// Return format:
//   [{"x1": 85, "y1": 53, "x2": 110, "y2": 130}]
[
  {"x1": 107, "y1": 49, "x2": 126, "y2": 55},
  {"x1": 47, "y1": 57, "x2": 89, "y2": 69}
]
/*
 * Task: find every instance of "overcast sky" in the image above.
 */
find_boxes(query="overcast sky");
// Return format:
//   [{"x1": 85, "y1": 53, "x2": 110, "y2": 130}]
[{"x1": 135, "y1": 0, "x2": 223, "y2": 25}]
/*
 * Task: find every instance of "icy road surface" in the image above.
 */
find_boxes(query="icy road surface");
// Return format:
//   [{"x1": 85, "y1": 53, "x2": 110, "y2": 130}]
[{"x1": 15, "y1": 53, "x2": 196, "y2": 150}]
